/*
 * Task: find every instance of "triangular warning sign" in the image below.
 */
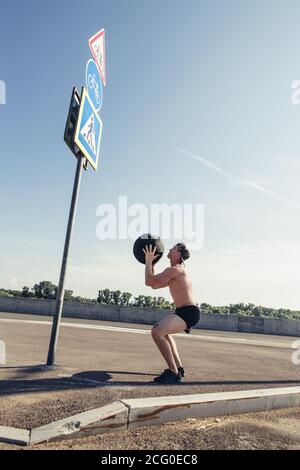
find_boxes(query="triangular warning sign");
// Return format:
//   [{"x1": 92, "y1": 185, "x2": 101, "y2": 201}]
[
  {"x1": 89, "y1": 28, "x2": 106, "y2": 86},
  {"x1": 80, "y1": 113, "x2": 96, "y2": 154}
]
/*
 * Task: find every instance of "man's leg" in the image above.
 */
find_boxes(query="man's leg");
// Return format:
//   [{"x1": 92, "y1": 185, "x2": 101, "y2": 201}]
[
  {"x1": 166, "y1": 334, "x2": 183, "y2": 369},
  {"x1": 151, "y1": 314, "x2": 187, "y2": 375}
]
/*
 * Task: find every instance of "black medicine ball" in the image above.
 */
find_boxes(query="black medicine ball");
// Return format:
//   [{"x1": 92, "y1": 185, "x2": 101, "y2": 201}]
[{"x1": 133, "y1": 233, "x2": 164, "y2": 265}]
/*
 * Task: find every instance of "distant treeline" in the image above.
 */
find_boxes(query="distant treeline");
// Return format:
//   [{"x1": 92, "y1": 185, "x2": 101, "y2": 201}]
[
  {"x1": 0, "y1": 282, "x2": 299, "y2": 320},
  {"x1": 0, "y1": 282, "x2": 175, "y2": 310}
]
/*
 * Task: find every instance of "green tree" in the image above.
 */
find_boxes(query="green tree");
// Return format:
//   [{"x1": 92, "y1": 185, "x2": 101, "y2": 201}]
[
  {"x1": 144, "y1": 296, "x2": 154, "y2": 308},
  {"x1": 133, "y1": 295, "x2": 146, "y2": 307},
  {"x1": 6, "y1": 289, "x2": 22, "y2": 297},
  {"x1": 64, "y1": 290, "x2": 73, "y2": 301},
  {"x1": 33, "y1": 281, "x2": 57, "y2": 299},
  {"x1": 120, "y1": 292, "x2": 132, "y2": 306},
  {"x1": 21, "y1": 286, "x2": 32, "y2": 298},
  {"x1": 253, "y1": 306, "x2": 263, "y2": 317},
  {"x1": 200, "y1": 303, "x2": 213, "y2": 314},
  {"x1": 97, "y1": 288, "x2": 113, "y2": 304},
  {"x1": 112, "y1": 290, "x2": 122, "y2": 305},
  {"x1": 0, "y1": 288, "x2": 12, "y2": 297}
]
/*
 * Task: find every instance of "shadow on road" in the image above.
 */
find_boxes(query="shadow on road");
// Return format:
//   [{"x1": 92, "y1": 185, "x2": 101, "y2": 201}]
[{"x1": 0, "y1": 366, "x2": 300, "y2": 397}]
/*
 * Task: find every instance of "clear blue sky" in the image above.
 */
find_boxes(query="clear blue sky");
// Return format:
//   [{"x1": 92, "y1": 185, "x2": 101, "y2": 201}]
[{"x1": 1, "y1": 0, "x2": 300, "y2": 309}]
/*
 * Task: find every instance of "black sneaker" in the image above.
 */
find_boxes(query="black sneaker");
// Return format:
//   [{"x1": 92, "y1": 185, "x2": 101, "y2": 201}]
[
  {"x1": 153, "y1": 369, "x2": 168, "y2": 383},
  {"x1": 154, "y1": 368, "x2": 184, "y2": 380},
  {"x1": 153, "y1": 369, "x2": 178, "y2": 382},
  {"x1": 153, "y1": 369, "x2": 181, "y2": 384},
  {"x1": 162, "y1": 367, "x2": 184, "y2": 376}
]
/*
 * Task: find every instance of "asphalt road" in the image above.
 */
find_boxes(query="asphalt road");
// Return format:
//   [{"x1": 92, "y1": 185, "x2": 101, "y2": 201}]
[{"x1": 0, "y1": 312, "x2": 299, "y2": 429}]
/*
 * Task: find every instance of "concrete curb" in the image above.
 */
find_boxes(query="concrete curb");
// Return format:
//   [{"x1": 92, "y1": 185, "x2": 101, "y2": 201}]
[
  {"x1": 0, "y1": 426, "x2": 30, "y2": 446},
  {"x1": 30, "y1": 402, "x2": 128, "y2": 446},
  {"x1": 1, "y1": 386, "x2": 300, "y2": 447},
  {"x1": 121, "y1": 386, "x2": 300, "y2": 430}
]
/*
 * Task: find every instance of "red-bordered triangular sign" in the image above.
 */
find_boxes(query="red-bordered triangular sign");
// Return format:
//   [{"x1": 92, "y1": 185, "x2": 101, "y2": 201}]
[{"x1": 89, "y1": 28, "x2": 106, "y2": 86}]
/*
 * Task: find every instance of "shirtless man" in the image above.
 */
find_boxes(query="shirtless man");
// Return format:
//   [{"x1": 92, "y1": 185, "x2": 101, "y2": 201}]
[{"x1": 143, "y1": 242, "x2": 200, "y2": 384}]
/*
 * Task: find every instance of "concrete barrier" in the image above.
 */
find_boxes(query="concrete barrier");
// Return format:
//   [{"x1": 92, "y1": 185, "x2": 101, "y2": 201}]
[
  {"x1": 30, "y1": 402, "x2": 128, "y2": 446},
  {"x1": 0, "y1": 297, "x2": 300, "y2": 337},
  {"x1": 200, "y1": 312, "x2": 239, "y2": 332},
  {"x1": 119, "y1": 306, "x2": 163, "y2": 325},
  {"x1": 238, "y1": 315, "x2": 265, "y2": 334},
  {"x1": 63, "y1": 302, "x2": 121, "y2": 322},
  {"x1": 122, "y1": 386, "x2": 300, "y2": 430},
  {"x1": 2, "y1": 387, "x2": 300, "y2": 447},
  {"x1": 0, "y1": 426, "x2": 30, "y2": 446}
]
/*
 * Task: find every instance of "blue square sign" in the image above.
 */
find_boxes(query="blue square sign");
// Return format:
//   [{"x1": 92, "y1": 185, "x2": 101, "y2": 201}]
[{"x1": 74, "y1": 87, "x2": 103, "y2": 171}]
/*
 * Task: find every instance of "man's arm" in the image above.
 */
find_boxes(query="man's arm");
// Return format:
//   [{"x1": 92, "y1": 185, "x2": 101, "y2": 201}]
[
  {"x1": 145, "y1": 263, "x2": 176, "y2": 289},
  {"x1": 145, "y1": 258, "x2": 154, "y2": 286},
  {"x1": 143, "y1": 244, "x2": 176, "y2": 289}
]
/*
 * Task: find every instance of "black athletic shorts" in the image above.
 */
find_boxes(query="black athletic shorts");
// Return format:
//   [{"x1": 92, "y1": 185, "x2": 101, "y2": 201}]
[{"x1": 175, "y1": 305, "x2": 201, "y2": 334}]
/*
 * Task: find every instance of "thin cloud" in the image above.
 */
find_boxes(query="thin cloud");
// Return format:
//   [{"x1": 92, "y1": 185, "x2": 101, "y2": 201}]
[{"x1": 177, "y1": 148, "x2": 300, "y2": 209}]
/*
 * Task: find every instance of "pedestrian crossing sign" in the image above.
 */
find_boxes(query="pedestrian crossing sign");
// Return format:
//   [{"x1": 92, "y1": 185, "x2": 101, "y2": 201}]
[{"x1": 74, "y1": 87, "x2": 103, "y2": 171}]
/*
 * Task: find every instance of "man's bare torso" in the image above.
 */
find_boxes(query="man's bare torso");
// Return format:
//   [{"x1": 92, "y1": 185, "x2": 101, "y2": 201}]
[{"x1": 168, "y1": 265, "x2": 196, "y2": 308}]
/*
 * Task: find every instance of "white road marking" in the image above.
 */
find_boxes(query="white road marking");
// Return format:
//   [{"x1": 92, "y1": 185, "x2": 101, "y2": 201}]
[{"x1": 0, "y1": 317, "x2": 294, "y2": 349}]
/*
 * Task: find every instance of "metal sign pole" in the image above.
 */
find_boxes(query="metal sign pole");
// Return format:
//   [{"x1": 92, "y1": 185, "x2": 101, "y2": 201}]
[{"x1": 47, "y1": 155, "x2": 84, "y2": 366}]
